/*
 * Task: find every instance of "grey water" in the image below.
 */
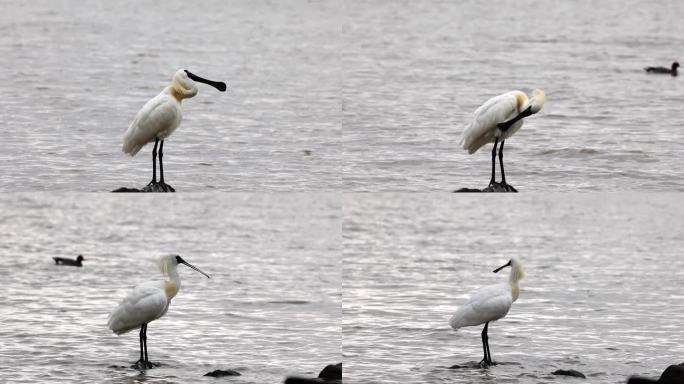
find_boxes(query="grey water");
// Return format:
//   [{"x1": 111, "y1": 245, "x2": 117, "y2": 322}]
[
  {"x1": 342, "y1": 0, "x2": 684, "y2": 191},
  {"x1": 0, "y1": 0, "x2": 341, "y2": 192},
  {"x1": 343, "y1": 194, "x2": 684, "y2": 383},
  {"x1": 0, "y1": 193, "x2": 340, "y2": 383}
]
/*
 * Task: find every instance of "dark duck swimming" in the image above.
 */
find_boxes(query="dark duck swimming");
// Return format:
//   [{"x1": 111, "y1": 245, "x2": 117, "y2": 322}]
[
  {"x1": 645, "y1": 61, "x2": 679, "y2": 76},
  {"x1": 53, "y1": 254, "x2": 84, "y2": 267}
]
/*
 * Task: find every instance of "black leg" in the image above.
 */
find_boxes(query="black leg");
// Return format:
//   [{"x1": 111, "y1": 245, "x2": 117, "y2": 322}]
[
  {"x1": 158, "y1": 140, "x2": 165, "y2": 185},
  {"x1": 479, "y1": 322, "x2": 490, "y2": 366},
  {"x1": 484, "y1": 324, "x2": 491, "y2": 365},
  {"x1": 149, "y1": 139, "x2": 159, "y2": 185},
  {"x1": 498, "y1": 140, "x2": 506, "y2": 185},
  {"x1": 142, "y1": 324, "x2": 149, "y2": 365},
  {"x1": 489, "y1": 138, "x2": 499, "y2": 186},
  {"x1": 138, "y1": 325, "x2": 144, "y2": 363}
]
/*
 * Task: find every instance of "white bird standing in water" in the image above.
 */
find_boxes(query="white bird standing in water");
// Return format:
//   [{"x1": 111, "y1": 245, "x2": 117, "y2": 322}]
[
  {"x1": 107, "y1": 254, "x2": 210, "y2": 369},
  {"x1": 460, "y1": 90, "x2": 545, "y2": 190},
  {"x1": 449, "y1": 258, "x2": 524, "y2": 367},
  {"x1": 122, "y1": 70, "x2": 227, "y2": 192}
]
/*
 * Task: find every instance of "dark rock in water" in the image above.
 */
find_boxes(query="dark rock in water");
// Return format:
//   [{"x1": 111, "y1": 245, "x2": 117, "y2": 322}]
[
  {"x1": 204, "y1": 369, "x2": 241, "y2": 377},
  {"x1": 552, "y1": 369, "x2": 586, "y2": 378},
  {"x1": 112, "y1": 183, "x2": 175, "y2": 193},
  {"x1": 449, "y1": 361, "x2": 497, "y2": 369},
  {"x1": 284, "y1": 363, "x2": 342, "y2": 384},
  {"x1": 627, "y1": 378, "x2": 657, "y2": 384},
  {"x1": 130, "y1": 361, "x2": 161, "y2": 370},
  {"x1": 628, "y1": 363, "x2": 684, "y2": 384},
  {"x1": 658, "y1": 364, "x2": 684, "y2": 383},
  {"x1": 454, "y1": 182, "x2": 518, "y2": 193},
  {"x1": 284, "y1": 378, "x2": 322, "y2": 384},
  {"x1": 141, "y1": 183, "x2": 175, "y2": 192},
  {"x1": 318, "y1": 363, "x2": 341, "y2": 380},
  {"x1": 112, "y1": 187, "x2": 143, "y2": 193}
]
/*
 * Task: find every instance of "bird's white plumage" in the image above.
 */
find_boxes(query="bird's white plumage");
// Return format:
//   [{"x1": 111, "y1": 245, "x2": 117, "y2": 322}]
[
  {"x1": 107, "y1": 281, "x2": 170, "y2": 334},
  {"x1": 449, "y1": 258, "x2": 524, "y2": 330},
  {"x1": 107, "y1": 255, "x2": 183, "y2": 335},
  {"x1": 122, "y1": 70, "x2": 199, "y2": 156},
  {"x1": 449, "y1": 283, "x2": 512, "y2": 329},
  {"x1": 459, "y1": 91, "x2": 526, "y2": 154},
  {"x1": 459, "y1": 90, "x2": 545, "y2": 154},
  {"x1": 122, "y1": 94, "x2": 181, "y2": 156}
]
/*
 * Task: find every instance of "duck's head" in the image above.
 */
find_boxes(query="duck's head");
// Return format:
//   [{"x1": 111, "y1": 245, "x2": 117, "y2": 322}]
[{"x1": 76, "y1": 254, "x2": 84, "y2": 262}]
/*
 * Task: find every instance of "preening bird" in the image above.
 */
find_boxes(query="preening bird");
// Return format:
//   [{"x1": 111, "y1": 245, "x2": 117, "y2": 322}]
[
  {"x1": 449, "y1": 258, "x2": 524, "y2": 367},
  {"x1": 53, "y1": 254, "x2": 84, "y2": 267},
  {"x1": 122, "y1": 70, "x2": 227, "y2": 192},
  {"x1": 644, "y1": 61, "x2": 679, "y2": 76},
  {"x1": 460, "y1": 90, "x2": 545, "y2": 189},
  {"x1": 107, "y1": 254, "x2": 210, "y2": 369}
]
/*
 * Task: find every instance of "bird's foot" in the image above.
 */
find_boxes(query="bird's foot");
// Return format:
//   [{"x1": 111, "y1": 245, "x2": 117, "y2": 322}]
[
  {"x1": 140, "y1": 182, "x2": 175, "y2": 193},
  {"x1": 158, "y1": 181, "x2": 175, "y2": 192},
  {"x1": 132, "y1": 359, "x2": 157, "y2": 370},
  {"x1": 484, "y1": 182, "x2": 517, "y2": 193},
  {"x1": 478, "y1": 359, "x2": 497, "y2": 368}
]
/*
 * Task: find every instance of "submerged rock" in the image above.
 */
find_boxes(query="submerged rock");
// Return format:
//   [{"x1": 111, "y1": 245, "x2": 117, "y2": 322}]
[
  {"x1": 283, "y1": 363, "x2": 342, "y2": 383},
  {"x1": 130, "y1": 361, "x2": 161, "y2": 370},
  {"x1": 283, "y1": 378, "x2": 321, "y2": 384},
  {"x1": 112, "y1": 187, "x2": 144, "y2": 193},
  {"x1": 112, "y1": 183, "x2": 175, "y2": 193},
  {"x1": 449, "y1": 361, "x2": 495, "y2": 369},
  {"x1": 204, "y1": 369, "x2": 241, "y2": 377},
  {"x1": 552, "y1": 369, "x2": 586, "y2": 378},
  {"x1": 627, "y1": 363, "x2": 684, "y2": 384},
  {"x1": 454, "y1": 182, "x2": 518, "y2": 193}
]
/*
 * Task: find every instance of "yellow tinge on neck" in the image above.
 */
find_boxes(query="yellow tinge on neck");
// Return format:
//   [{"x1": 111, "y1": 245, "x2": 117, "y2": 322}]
[
  {"x1": 164, "y1": 281, "x2": 179, "y2": 299},
  {"x1": 511, "y1": 282, "x2": 520, "y2": 301}
]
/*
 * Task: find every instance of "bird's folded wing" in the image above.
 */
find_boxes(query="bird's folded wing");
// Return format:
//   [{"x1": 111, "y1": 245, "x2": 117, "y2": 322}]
[
  {"x1": 107, "y1": 283, "x2": 168, "y2": 334},
  {"x1": 461, "y1": 93, "x2": 518, "y2": 153},
  {"x1": 469, "y1": 285, "x2": 513, "y2": 320},
  {"x1": 122, "y1": 95, "x2": 178, "y2": 155}
]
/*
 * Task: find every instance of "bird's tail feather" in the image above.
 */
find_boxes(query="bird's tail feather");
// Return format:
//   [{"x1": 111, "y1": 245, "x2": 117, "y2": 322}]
[
  {"x1": 122, "y1": 142, "x2": 144, "y2": 156},
  {"x1": 122, "y1": 122, "x2": 144, "y2": 156}
]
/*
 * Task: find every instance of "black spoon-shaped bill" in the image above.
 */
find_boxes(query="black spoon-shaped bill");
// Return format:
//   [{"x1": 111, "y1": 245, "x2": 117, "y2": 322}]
[
  {"x1": 493, "y1": 259, "x2": 512, "y2": 273},
  {"x1": 184, "y1": 70, "x2": 227, "y2": 92},
  {"x1": 176, "y1": 255, "x2": 211, "y2": 278}
]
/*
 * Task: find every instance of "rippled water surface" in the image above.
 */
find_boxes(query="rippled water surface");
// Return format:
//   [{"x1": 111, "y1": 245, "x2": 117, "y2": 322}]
[
  {"x1": 0, "y1": 0, "x2": 340, "y2": 191},
  {"x1": 0, "y1": 194, "x2": 340, "y2": 383},
  {"x1": 342, "y1": 0, "x2": 684, "y2": 191},
  {"x1": 343, "y1": 194, "x2": 684, "y2": 383}
]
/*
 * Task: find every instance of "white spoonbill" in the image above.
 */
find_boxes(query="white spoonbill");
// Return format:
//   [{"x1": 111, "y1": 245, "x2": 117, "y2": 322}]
[
  {"x1": 107, "y1": 254, "x2": 210, "y2": 369},
  {"x1": 449, "y1": 258, "x2": 523, "y2": 367},
  {"x1": 460, "y1": 90, "x2": 545, "y2": 189},
  {"x1": 122, "y1": 69, "x2": 227, "y2": 192}
]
